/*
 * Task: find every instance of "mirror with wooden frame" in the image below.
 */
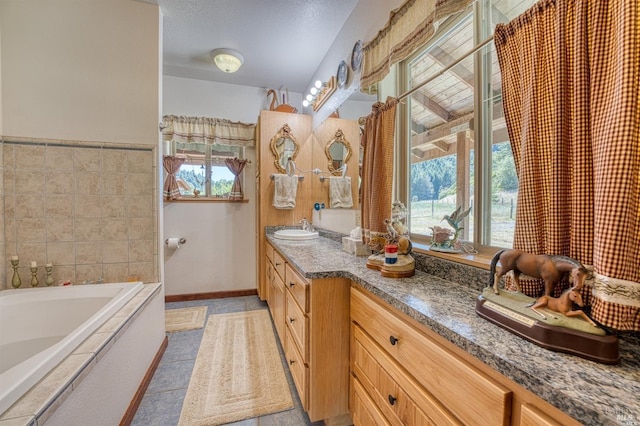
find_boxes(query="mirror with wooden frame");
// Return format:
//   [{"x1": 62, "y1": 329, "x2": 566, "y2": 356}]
[
  {"x1": 270, "y1": 124, "x2": 299, "y2": 173},
  {"x1": 325, "y1": 129, "x2": 352, "y2": 175}
]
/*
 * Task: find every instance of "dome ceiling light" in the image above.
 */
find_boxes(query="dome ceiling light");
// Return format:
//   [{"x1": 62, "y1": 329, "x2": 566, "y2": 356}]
[{"x1": 211, "y1": 48, "x2": 244, "y2": 73}]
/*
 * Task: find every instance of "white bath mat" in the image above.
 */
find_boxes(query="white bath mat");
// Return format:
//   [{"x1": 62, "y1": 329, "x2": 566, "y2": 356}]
[{"x1": 165, "y1": 306, "x2": 207, "y2": 332}]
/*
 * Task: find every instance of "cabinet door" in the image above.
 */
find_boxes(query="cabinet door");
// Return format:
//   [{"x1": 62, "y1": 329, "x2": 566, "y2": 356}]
[
  {"x1": 271, "y1": 272, "x2": 286, "y2": 345},
  {"x1": 352, "y1": 376, "x2": 391, "y2": 426}
]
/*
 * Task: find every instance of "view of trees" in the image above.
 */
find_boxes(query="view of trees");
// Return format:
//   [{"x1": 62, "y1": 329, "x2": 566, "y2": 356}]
[
  {"x1": 410, "y1": 142, "x2": 517, "y2": 201},
  {"x1": 177, "y1": 167, "x2": 234, "y2": 196}
]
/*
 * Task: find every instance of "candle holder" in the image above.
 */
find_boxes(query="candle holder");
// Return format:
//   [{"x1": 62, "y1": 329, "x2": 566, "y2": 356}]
[
  {"x1": 10, "y1": 259, "x2": 21, "y2": 289},
  {"x1": 45, "y1": 265, "x2": 54, "y2": 286},
  {"x1": 30, "y1": 266, "x2": 39, "y2": 287}
]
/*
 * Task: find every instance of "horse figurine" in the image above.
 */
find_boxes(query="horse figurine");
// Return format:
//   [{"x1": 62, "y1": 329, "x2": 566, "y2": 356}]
[
  {"x1": 490, "y1": 249, "x2": 588, "y2": 296},
  {"x1": 528, "y1": 282, "x2": 598, "y2": 326}
]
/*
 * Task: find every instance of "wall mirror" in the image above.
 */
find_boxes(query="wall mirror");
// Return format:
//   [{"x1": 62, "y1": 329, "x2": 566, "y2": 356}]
[
  {"x1": 270, "y1": 124, "x2": 299, "y2": 173},
  {"x1": 325, "y1": 129, "x2": 352, "y2": 175}
]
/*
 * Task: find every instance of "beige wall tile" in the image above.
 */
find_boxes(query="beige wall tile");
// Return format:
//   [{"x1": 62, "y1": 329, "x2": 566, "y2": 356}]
[
  {"x1": 101, "y1": 218, "x2": 128, "y2": 241},
  {"x1": 74, "y1": 218, "x2": 102, "y2": 241},
  {"x1": 102, "y1": 173, "x2": 127, "y2": 195},
  {"x1": 16, "y1": 195, "x2": 45, "y2": 219},
  {"x1": 47, "y1": 241, "x2": 76, "y2": 266},
  {"x1": 127, "y1": 173, "x2": 153, "y2": 196},
  {"x1": 128, "y1": 218, "x2": 153, "y2": 240},
  {"x1": 127, "y1": 150, "x2": 152, "y2": 172},
  {"x1": 128, "y1": 262, "x2": 153, "y2": 283},
  {"x1": 46, "y1": 171, "x2": 74, "y2": 195},
  {"x1": 102, "y1": 150, "x2": 128, "y2": 173},
  {"x1": 46, "y1": 195, "x2": 74, "y2": 218},
  {"x1": 103, "y1": 263, "x2": 129, "y2": 283},
  {"x1": 73, "y1": 148, "x2": 101, "y2": 172},
  {"x1": 46, "y1": 146, "x2": 74, "y2": 170},
  {"x1": 15, "y1": 219, "x2": 47, "y2": 242},
  {"x1": 4, "y1": 195, "x2": 15, "y2": 219},
  {"x1": 75, "y1": 172, "x2": 102, "y2": 195},
  {"x1": 4, "y1": 219, "x2": 16, "y2": 243},
  {"x1": 74, "y1": 196, "x2": 101, "y2": 218},
  {"x1": 3, "y1": 144, "x2": 14, "y2": 168},
  {"x1": 15, "y1": 144, "x2": 45, "y2": 170},
  {"x1": 47, "y1": 219, "x2": 75, "y2": 242},
  {"x1": 50, "y1": 265, "x2": 76, "y2": 286},
  {"x1": 129, "y1": 239, "x2": 154, "y2": 263},
  {"x1": 75, "y1": 264, "x2": 104, "y2": 284},
  {"x1": 102, "y1": 195, "x2": 127, "y2": 218},
  {"x1": 4, "y1": 169, "x2": 15, "y2": 194},
  {"x1": 15, "y1": 170, "x2": 45, "y2": 194},
  {"x1": 75, "y1": 242, "x2": 103, "y2": 265},
  {"x1": 16, "y1": 241, "x2": 47, "y2": 266},
  {"x1": 103, "y1": 240, "x2": 129, "y2": 263},
  {"x1": 126, "y1": 195, "x2": 152, "y2": 218}
]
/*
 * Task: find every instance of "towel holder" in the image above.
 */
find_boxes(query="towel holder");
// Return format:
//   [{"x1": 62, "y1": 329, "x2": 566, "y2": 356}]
[{"x1": 271, "y1": 174, "x2": 304, "y2": 181}]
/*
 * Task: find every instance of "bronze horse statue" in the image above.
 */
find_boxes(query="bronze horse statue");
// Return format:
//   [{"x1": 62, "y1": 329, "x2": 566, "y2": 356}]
[{"x1": 490, "y1": 249, "x2": 588, "y2": 296}]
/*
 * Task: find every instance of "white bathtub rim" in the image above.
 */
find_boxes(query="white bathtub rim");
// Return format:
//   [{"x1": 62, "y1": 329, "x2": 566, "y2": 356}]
[{"x1": 0, "y1": 282, "x2": 144, "y2": 416}]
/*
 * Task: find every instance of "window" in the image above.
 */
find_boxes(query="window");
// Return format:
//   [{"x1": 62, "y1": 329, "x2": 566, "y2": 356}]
[
  {"x1": 403, "y1": 0, "x2": 536, "y2": 250},
  {"x1": 172, "y1": 142, "x2": 244, "y2": 199}
]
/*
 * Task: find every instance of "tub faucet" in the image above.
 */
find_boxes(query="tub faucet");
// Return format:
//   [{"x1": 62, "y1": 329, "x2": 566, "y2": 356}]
[{"x1": 299, "y1": 218, "x2": 314, "y2": 232}]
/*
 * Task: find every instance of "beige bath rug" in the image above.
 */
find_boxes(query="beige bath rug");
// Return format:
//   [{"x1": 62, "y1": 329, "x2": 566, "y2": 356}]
[
  {"x1": 165, "y1": 306, "x2": 207, "y2": 332},
  {"x1": 178, "y1": 309, "x2": 294, "y2": 425}
]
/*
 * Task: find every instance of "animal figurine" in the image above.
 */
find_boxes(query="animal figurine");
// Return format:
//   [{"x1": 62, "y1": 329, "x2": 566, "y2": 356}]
[
  {"x1": 490, "y1": 249, "x2": 588, "y2": 296},
  {"x1": 528, "y1": 282, "x2": 598, "y2": 326},
  {"x1": 442, "y1": 205, "x2": 472, "y2": 241},
  {"x1": 267, "y1": 89, "x2": 297, "y2": 113}
]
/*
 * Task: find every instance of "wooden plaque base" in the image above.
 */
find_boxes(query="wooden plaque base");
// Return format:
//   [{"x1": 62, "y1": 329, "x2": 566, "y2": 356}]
[{"x1": 476, "y1": 296, "x2": 619, "y2": 364}]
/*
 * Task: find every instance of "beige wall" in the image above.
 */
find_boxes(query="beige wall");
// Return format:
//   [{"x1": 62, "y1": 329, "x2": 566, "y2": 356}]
[
  {"x1": 0, "y1": 0, "x2": 159, "y2": 144},
  {"x1": 0, "y1": 0, "x2": 161, "y2": 289}
]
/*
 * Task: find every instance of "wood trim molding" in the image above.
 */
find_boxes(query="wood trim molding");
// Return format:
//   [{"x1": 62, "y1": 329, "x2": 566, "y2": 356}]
[{"x1": 165, "y1": 289, "x2": 258, "y2": 303}]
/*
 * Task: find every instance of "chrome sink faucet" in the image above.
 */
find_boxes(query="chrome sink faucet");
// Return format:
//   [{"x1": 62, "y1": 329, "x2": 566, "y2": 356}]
[{"x1": 299, "y1": 217, "x2": 314, "y2": 232}]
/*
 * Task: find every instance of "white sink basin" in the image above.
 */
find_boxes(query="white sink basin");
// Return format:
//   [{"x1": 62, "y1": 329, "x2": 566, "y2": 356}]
[{"x1": 274, "y1": 229, "x2": 319, "y2": 240}]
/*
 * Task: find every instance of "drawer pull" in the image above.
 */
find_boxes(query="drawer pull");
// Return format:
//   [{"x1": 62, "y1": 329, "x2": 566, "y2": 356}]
[
  {"x1": 289, "y1": 317, "x2": 295, "y2": 323},
  {"x1": 275, "y1": 262, "x2": 281, "y2": 266},
  {"x1": 289, "y1": 359, "x2": 295, "y2": 365},
  {"x1": 389, "y1": 335, "x2": 398, "y2": 346},
  {"x1": 388, "y1": 395, "x2": 397, "y2": 406},
  {"x1": 289, "y1": 281, "x2": 295, "y2": 287}
]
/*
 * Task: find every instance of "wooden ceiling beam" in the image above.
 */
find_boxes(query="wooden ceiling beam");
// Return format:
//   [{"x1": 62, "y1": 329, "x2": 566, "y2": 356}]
[
  {"x1": 427, "y1": 46, "x2": 474, "y2": 89},
  {"x1": 411, "y1": 91, "x2": 451, "y2": 122}
]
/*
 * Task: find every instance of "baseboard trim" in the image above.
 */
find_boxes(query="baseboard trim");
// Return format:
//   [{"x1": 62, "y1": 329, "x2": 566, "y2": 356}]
[
  {"x1": 120, "y1": 335, "x2": 168, "y2": 426},
  {"x1": 165, "y1": 289, "x2": 258, "y2": 303}
]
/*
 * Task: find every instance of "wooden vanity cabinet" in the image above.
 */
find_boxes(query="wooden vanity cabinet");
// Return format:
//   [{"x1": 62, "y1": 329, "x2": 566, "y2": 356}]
[
  {"x1": 265, "y1": 242, "x2": 285, "y2": 342},
  {"x1": 350, "y1": 285, "x2": 582, "y2": 426},
  {"x1": 267, "y1": 243, "x2": 352, "y2": 424}
]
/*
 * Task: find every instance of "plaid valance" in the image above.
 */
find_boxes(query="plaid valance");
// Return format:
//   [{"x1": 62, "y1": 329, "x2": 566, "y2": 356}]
[{"x1": 161, "y1": 115, "x2": 256, "y2": 147}]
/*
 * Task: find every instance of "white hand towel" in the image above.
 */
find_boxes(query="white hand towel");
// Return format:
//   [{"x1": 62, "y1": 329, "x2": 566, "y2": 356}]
[
  {"x1": 329, "y1": 176, "x2": 353, "y2": 208},
  {"x1": 273, "y1": 174, "x2": 299, "y2": 209}
]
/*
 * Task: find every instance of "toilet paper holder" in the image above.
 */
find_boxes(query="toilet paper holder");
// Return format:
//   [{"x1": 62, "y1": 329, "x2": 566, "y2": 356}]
[{"x1": 165, "y1": 238, "x2": 187, "y2": 245}]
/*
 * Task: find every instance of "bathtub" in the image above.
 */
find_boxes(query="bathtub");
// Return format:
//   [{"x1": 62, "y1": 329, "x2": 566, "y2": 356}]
[{"x1": 0, "y1": 282, "x2": 143, "y2": 415}]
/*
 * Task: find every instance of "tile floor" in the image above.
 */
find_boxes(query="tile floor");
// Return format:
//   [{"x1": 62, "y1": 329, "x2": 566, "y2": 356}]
[{"x1": 131, "y1": 296, "x2": 322, "y2": 426}]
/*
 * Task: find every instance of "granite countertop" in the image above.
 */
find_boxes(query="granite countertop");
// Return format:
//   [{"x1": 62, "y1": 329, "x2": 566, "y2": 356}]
[{"x1": 266, "y1": 232, "x2": 640, "y2": 426}]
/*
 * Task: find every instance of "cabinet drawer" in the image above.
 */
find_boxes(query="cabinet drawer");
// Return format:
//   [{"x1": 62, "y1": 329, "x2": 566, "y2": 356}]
[
  {"x1": 352, "y1": 376, "x2": 391, "y2": 426},
  {"x1": 285, "y1": 264, "x2": 309, "y2": 312},
  {"x1": 286, "y1": 292, "x2": 308, "y2": 359},
  {"x1": 266, "y1": 242, "x2": 274, "y2": 264},
  {"x1": 351, "y1": 287, "x2": 512, "y2": 426},
  {"x1": 521, "y1": 404, "x2": 562, "y2": 426},
  {"x1": 273, "y1": 250, "x2": 286, "y2": 280},
  {"x1": 353, "y1": 325, "x2": 461, "y2": 426},
  {"x1": 285, "y1": 327, "x2": 308, "y2": 410}
]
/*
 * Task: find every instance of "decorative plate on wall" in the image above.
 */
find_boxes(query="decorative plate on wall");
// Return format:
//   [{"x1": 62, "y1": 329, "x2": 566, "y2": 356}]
[
  {"x1": 351, "y1": 40, "x2": 363, "y2": 72},
  {"x1": 337, "y1": 60, "x2": 348, "y2": 89}
]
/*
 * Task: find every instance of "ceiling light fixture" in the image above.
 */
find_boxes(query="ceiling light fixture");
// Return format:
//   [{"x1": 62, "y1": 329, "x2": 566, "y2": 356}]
[{"x1": 211, "y1": 48, "x2": 244, "y2": 73}]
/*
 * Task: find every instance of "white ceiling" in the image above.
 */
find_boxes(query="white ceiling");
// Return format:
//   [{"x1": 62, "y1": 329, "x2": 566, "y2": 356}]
[{"x1": 156, "y1": 0, "x2": 360, "y2": 93}]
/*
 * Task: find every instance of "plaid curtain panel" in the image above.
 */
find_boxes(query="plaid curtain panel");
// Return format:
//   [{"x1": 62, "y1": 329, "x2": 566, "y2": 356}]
[{"x1": 495, "y1": 0, "x2": 639, "y2": 330}]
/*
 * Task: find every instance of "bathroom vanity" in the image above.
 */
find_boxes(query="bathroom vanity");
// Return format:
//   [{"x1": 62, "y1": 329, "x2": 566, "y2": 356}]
[{"x1": 265, "y1": 231, "x2": 640, "y2": 426}]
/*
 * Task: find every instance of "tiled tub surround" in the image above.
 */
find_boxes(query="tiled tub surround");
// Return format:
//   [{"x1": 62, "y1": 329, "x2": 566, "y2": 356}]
[
  {"x1": 1, "y1": 139, "x2": 158, "y2": 289},
  {"x1": 266, "y1": 231, "x2": 640, "y2": 426},
  {"x1": 0, "y1": 283, "x2": 163, "y2": 426}
]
